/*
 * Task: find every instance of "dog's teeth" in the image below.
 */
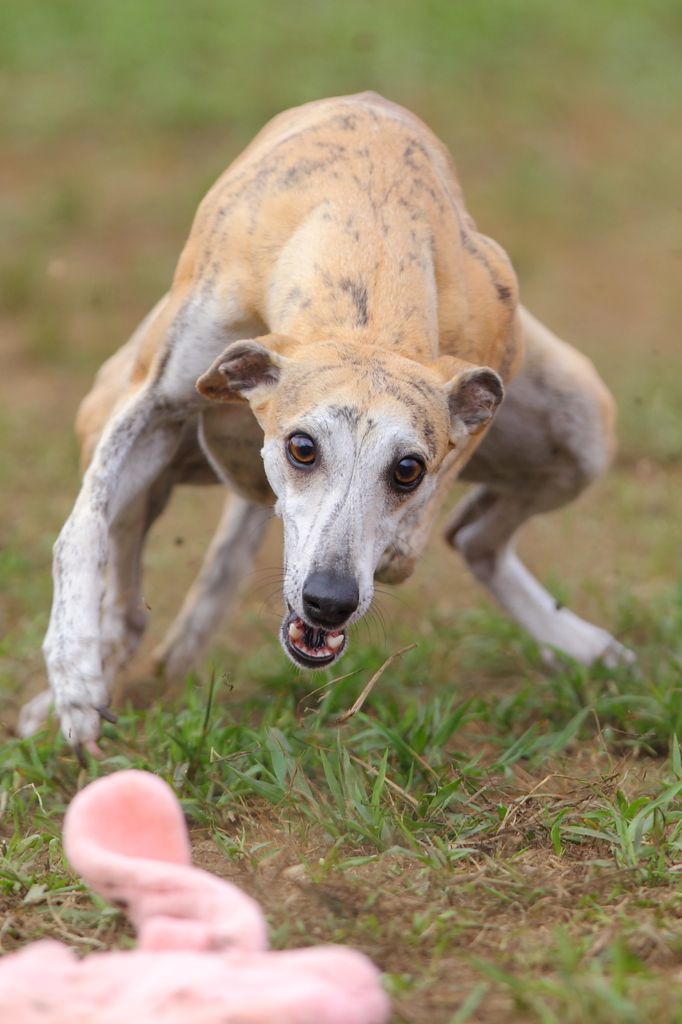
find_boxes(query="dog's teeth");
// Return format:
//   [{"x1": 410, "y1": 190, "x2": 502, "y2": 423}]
[
  {"x1": 327, "y1": 633, "x2": 344, "y2": 650},
  {"x1": 288, "y1": 621, "x2": 304, "y2": 641}
]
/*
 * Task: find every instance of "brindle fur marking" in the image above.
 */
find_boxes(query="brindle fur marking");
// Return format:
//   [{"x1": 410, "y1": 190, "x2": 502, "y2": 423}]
[{"x1": 27, "y1": 93, "x2": 633, "y2": 749}]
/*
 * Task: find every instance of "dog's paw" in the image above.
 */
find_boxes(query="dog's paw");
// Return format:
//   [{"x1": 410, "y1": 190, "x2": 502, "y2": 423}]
[
  {"x1": 43, "y1": 641, "x2": 116, "y2": 760},
  {"x1": 540, "y1": 634, "x2": 637, "y2": 672},
  {"x1": 596, "y1": 637, "x2": 637, "y2": 671},
  {"x1": 56, "y1": 699, "x2": 116, "y2": 765}
]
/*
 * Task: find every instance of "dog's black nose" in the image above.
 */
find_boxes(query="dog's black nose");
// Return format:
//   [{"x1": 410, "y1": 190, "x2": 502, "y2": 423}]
[{"x1": 302, "y1": 572, "x2": 359, "y2": 628}]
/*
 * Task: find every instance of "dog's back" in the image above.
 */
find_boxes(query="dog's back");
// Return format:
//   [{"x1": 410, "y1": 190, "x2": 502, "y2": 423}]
[{"x1": 127, "y1": 92, "x2": 521, "y2": 392}]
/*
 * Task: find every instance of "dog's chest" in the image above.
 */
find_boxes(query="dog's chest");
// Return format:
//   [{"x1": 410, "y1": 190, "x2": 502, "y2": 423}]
[{"x1": 199, "y1": 405, "x2": 274, "y2": 505}]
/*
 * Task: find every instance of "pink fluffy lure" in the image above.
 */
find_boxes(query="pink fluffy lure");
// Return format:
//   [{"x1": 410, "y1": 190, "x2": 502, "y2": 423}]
[{"x1": 0, "y1": 770, "x2": 390, "y2": 1024}]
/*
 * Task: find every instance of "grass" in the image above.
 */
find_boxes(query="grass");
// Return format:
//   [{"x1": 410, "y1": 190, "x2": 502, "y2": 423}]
[
  {"x1": 6, "y1": 609, "x2": 682, "y2": 1021},
  {"x1": 2, "y1": 0, "x2": 682, "y2": 1020}
]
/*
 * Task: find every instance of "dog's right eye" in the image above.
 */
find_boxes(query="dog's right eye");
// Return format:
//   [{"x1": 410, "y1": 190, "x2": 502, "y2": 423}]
[
  {"x1": 391, "y1": 456, "x2": 425, "y2": 491},
  {"x1": 287, "y1": 434, "x2": 316, "y2": 466}
]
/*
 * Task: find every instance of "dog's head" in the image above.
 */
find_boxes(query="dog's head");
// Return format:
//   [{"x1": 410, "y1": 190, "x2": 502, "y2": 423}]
[{"x1": 197, "y1": 334, "x2": 503, "y2": 670}]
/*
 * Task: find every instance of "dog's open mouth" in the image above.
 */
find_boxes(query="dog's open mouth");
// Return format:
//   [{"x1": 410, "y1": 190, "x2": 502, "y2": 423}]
[{"x1": 281, "y1": 611, "x2": 347, "y2": 669}]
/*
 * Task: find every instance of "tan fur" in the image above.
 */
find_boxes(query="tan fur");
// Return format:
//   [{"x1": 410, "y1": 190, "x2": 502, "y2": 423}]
[
  {"x1": 78, "y1": 92, "x2": 523, "y2": 498},
  {"x1": 33, "y1": 93, "x2": 631, "y2": 750},
  {"x1": 126, "y1": 93, "x2": 520, "y2": 392}
]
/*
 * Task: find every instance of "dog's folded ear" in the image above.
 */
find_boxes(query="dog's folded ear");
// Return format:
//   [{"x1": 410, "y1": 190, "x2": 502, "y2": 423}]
[
  {"x1": 196, "y1": 335, "x2": 291, "y2": 404},
  {"x1": 445, "y1": 366, "x2": 504, "y2": 445}
]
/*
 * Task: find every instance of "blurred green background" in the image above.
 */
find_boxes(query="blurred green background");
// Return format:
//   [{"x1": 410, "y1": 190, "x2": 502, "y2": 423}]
[
  {"x1": 3, "y1": 10, "x2": 682, "y2": 1015},
  {"x1": 1, "y1": 0, "x2": 681, "y2": 711},
  {"x1": 2, "y1": 0, "x2": 681, "y2": 453}
]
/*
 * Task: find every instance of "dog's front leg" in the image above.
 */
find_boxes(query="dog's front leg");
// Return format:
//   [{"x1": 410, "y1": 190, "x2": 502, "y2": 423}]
[{"x1": 42, "y1": 391, "x2": 183, "y2": 755}]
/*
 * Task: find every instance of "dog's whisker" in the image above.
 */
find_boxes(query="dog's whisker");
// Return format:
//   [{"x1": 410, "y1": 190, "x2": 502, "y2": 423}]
[
  {"x1": 244, "y1": 584, "x2": 286, "y2": 598},
  {"x1": 361, "y1": 612, "x2": 378, "y2": 647},
  {"x1": 249, "y1": 586, "x2": 286, "y2": 609},
  {"x1": 365, "y1": 605, "x2": 387, "y2": 647},
  {"x1": 255, "y1": 594, "x2": 286, "y2": 623},
  {"x1": 352, "y1": 616, "x2": 373, "y2": 646},
  {"x1": 370, "y1": 594, "x2": 391, "y2": 626},
  {"x1": 246, "y1": 514, "x2": 278, "y2": 541},
  {"x1": 242, "y1": 565, "x2": 286, "y2": 577},
  {"x1": 393, "y1": 534, "x2": 426, "y2": 565},
  {"x1": 368, "y1": 603, "x2": 388, "y2": 644},
  {"x1": 243, "y1": 574, "x2": 286, "y2": 587},
  {"x1": 373, "y1": 586, "x2": 410, "y2": 610},
  {"x1": 242, "y1": 577, "x2": 284, "y2": 593}
]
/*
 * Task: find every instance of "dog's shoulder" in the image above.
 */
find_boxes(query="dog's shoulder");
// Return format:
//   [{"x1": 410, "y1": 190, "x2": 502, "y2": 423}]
[
  {"x1": 76, "y1": 295, "x2": 171, "y2": 470},
  {"x1": 189, "y1": 92, "x2": 468, "y2": 240}
]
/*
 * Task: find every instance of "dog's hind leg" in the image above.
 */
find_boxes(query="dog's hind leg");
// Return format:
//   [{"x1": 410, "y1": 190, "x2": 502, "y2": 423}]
[
  {"x1": 444, "y1": 306, "x2": 634, "y2": 668},
  {"x1": 150, "y1": 492, "x2": 271, "y2": 685}
]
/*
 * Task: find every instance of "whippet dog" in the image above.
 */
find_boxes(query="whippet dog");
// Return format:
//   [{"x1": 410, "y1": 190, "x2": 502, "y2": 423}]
[{"x1": 22, "y1": 93, "x2": 633, "y2": 756}]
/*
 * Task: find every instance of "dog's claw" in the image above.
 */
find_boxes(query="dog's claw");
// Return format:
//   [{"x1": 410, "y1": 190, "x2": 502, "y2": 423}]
[
  {"x1": 95, "y1": 705, "x2": 118, "y2": 725},
  {"x1": 73, "y1": 739, "x2": 105, "y2": 767},
  {"x1": 73, "y1": 743, "x2": 89, "y2": 770}
]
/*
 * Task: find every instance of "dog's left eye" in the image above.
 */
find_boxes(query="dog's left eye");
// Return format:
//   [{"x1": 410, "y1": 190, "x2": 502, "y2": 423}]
[
  {"x1": 287, "y1": 434, "x2": 316, "y2": 466},
  {"x1": 392, "y1": 457, "x2": 424, "y2": 489}
]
